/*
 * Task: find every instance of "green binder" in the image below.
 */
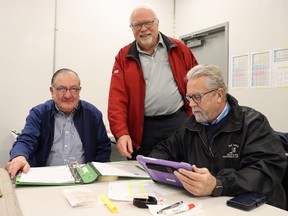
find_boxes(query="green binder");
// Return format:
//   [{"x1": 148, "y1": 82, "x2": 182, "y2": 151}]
[
  {"x1": 15, "y1": 161, "x2": 149, "y2": 186},
  {"x1": 75, "y1": 163, "x2": 99, "y2": 184},
  {"x1": 15, "y1": 163, "x2": 99, "y2": 186}
]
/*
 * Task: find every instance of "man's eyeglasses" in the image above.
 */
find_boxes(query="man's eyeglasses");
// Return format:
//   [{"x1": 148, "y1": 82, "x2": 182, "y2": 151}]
[
  {"x1": 130, "y1": 18, "x2": 157, "y2": 31},
  {"x1": 54, "y1": 86, "x2": 81, "y2": 95},
  {"x1": 185, "y1": 89, "x2": 218, "y2": 104}
]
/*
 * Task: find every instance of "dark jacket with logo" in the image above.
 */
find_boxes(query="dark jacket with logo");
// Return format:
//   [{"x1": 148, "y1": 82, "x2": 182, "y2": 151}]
[
  {"x1": 9, "y1": 99, "x2": 111, "y2": 166},
  {"x1": 149, "y1": 94, "x2": 287, "y2": 210}
]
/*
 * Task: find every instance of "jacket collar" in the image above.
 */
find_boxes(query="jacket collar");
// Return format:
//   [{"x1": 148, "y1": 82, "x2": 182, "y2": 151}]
[{"x1": 126, "y1": 32, "x2": 177, "y2": 66}]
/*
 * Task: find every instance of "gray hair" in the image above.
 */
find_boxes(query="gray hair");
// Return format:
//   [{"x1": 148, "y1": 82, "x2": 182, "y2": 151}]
[
  {"x1": 51, "y1": 68, "x2": 81, "y2": 87},
  {"x1": 186, "y1": 65, "x2": 227, "y2": 92}
]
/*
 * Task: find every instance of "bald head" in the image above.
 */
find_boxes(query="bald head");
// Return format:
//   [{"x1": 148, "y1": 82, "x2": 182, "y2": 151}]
[
  {"x1": 130, "y1": 4, "x2": 158, "y2": 23},
  {"x1": 51, "y1": 68, "x2": 81, "y2": 87}
]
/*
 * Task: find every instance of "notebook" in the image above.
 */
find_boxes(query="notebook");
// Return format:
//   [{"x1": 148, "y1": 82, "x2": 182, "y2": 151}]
[{"x1": 136, "y1": 155, "x2": 193, "y2": 188}]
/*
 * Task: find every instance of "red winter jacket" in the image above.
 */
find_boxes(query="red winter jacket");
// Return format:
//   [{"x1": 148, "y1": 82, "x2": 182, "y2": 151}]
[{"x1": 108, "y1": 32, "x2": 197, "y2": 149}]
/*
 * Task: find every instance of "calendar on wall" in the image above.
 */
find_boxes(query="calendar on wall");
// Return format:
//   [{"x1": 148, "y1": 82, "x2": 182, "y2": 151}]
[{"x1": 231, "y1": 48, "x2": 288, "y2": 89}]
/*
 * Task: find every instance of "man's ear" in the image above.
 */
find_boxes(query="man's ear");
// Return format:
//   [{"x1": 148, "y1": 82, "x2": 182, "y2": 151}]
[
  {"x1": 49, "y1": 86, "x2": 54, "y2": 98},
  {"x1": 217, "y1": 88, "x2": 225, "y2": 103}
]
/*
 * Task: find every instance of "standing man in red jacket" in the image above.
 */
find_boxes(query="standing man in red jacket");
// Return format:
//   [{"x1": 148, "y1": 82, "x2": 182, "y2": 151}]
[{"x1": 108, "y1": 4, "x2": 198, "y2": 159}]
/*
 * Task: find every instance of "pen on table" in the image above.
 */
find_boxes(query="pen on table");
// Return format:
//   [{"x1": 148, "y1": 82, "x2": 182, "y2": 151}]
[
  {"x1": 99, "y1": 194, "x2": 118, "y2": 213},
  {"x1": 157, "y1": 201, "x2": 183, "y2": 214},
  {"x1": 136, "y1": 165, "x2": 146, "y2": 172},
  {"x1": 163, "y1": 203, "x2": 195, "y2": 215}
]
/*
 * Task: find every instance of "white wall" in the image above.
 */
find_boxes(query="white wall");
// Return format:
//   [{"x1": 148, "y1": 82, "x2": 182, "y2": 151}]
[
  {"x1": 0, "y1": 0, "x2": 55, "y2": 167},
  {"x1": 175, "y1": 0, "x2": 288, "y2": 131},
  {"x1": 0, "y1": 0, "x2": 174, "y2": 167}
]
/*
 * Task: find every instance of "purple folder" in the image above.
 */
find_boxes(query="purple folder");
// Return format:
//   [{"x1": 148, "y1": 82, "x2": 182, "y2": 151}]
[{"x1": 136, "y1": 155, "x2": 193, "y2": 188}]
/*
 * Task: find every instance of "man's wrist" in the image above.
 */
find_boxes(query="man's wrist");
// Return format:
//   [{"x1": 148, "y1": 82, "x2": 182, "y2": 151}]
[{"x1": 212, "y1": 178, "x2": 223, "y2": 197}]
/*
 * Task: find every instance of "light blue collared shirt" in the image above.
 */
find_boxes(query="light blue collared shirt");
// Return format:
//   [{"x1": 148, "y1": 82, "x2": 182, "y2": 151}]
[
  {"x1": 203, "y1": 101, "x2": 231, "y2": 125},
  {"x1": 46, "y1": 104, "x2": 85, "y2": 166}
]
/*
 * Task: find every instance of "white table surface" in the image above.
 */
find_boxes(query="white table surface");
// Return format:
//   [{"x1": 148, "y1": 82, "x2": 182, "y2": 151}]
[{"x1": 13, "y1": 162, "x2": 287, "y2": 216}]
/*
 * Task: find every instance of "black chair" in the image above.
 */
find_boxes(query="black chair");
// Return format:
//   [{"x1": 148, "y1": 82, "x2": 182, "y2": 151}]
[
  {"x1": 275, "y1": 131, "x2": 288, "y2": 210},
  {"x1": 283, "y1": 158, "x2": 288, "y2": 210}
]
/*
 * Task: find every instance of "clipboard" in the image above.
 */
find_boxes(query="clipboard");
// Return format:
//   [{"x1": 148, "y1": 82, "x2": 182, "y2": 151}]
[{"x1": 136, "y1": 155, "x2": 193, "y2": 188}]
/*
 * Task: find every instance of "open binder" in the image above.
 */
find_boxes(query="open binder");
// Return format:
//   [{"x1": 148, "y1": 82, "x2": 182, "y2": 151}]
[{"x1": 16, "y1": 159, "x2": 150, "y2": 186}]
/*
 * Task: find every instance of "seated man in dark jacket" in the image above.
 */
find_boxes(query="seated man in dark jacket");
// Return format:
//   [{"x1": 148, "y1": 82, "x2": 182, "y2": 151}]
[
  {"x1": 149, "y1": 64, "x2": 287, "y2": 210},
  {"x1": 6, "y1": 68, "x2": 111, "y2": 178}
]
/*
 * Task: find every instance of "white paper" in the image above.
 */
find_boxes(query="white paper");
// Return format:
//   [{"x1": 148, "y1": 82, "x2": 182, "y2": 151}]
[
  {"x1": 19, "y1": 166, "x2": 75, "y2": 184},
  {"x1": 150, "y1": 183, "x2": 183, "y2": 196},
  {"x1": 91, "y1": 162, "x2": 149, "y2": 178},
  {"x1": 107, "y1": 179, "x2": 183, "y2": 201},
  {"x1": 108, "y1": 179, "x2": 157, "y2": 201},
  {"x1": 63, "y1": 187, "x2": 98, "y2": 207},
  {"x1": 148, "y1": 203, "x2": 205, "y2": 216}
]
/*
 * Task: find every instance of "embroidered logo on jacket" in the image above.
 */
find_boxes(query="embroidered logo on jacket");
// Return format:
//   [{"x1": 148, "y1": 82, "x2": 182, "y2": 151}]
[{"x1": 223, "y1": 143, "x2": 239, "y2": 158}]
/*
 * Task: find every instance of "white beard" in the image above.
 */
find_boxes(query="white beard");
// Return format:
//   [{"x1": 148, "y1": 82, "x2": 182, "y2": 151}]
[
  {"x1": 194, "y1": 112, "x2": 209, "y2": 123},
  {"x1": 139, "y1": 35, "x2": 153, "y2": 47}
]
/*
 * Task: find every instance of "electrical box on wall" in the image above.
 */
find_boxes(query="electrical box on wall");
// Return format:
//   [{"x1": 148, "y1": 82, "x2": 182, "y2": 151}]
[
  {"x1": 186, "y1": 39, "x2": 202, "y2": 48},
  {"x1": 180, "y1": 22, "x2": 229, "y2": 86}
]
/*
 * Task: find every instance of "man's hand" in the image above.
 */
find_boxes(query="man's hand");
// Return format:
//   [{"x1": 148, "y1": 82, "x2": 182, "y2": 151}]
[
  {"x1": 116, "y1": 135, "x2": 133, "y2": 158},
  {"x1": 5, "y1": 156, "x2": 30, "y2": 179},
  {"x1": 174, "y1": 164, "x2": 217, "y2": 196}
]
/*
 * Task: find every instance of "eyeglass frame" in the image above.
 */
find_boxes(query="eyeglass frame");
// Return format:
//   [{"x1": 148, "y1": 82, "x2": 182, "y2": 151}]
[
  {"x1": 130, "y1": 18, "x2": 157, "y2": 31},
  {"x1": 53, "y1": 86, "x2": 81, "y2": 95},
  {"x1": 185, "y1": 89, "x2": 218, "y2": 104}
]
